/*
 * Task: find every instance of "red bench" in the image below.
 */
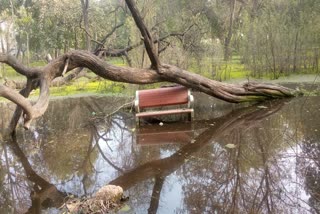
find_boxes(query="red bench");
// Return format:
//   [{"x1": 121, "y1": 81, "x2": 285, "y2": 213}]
[{"x1": 134, "y1": 85, "x2": 194, "y2": 124}]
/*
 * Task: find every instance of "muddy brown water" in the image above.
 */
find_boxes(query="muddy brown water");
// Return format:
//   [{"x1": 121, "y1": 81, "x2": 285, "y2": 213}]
[{"x1": 0, "y1": 93, "x2": 320, "y2": 213}]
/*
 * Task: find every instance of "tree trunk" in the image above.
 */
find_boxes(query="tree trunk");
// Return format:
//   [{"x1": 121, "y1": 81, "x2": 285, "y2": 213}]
[
  {"x1": 81, "y1": 0, "x2": 91, "y2": 51},
  {"x1": 293, "y1": 31, "x2": 299, "y2": 73},
  {"x1": 248, "y1": 0, "x2": 259, "y2": 77},
  {"x1": 0, "y1": 36, "x2": 5, "y2": 53},
  {"x1": 224, "y1": 0, "x2": 236, "y2": 61},
  {"x1": 74, "y1": 28, "x2": 78, "y2": 50}
]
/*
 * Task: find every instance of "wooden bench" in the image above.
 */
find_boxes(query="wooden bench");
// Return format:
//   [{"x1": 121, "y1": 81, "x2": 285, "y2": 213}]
[{"x1": 134, "y1": 85, "x2": 194, "y2": 124}]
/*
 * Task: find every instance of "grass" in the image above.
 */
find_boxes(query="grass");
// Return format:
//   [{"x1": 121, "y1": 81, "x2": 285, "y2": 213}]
[
  {"x1": 214, "y1": 63, "x2": 250, "y2": 80},
  {"x1": 106, "y1": 57, "x2": 127, "y2": 66},
  {"x1": 31, "y1": 79, "x2": 131, "y2": 98},
  {"x1": 187, "y1": 56, "x2": 250, "y2": 81},
  {"x1": 1, "y1": 65, "x2": 23, "y2": 79}
]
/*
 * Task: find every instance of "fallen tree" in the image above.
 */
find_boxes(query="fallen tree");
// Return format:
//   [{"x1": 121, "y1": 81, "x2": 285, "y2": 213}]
[{"x1": 0, "y1": 0, "x2": 297, "y2": 132}]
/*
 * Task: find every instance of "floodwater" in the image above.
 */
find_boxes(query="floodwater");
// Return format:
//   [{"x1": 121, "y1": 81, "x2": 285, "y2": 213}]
[{"x1": 0, "y1": 93, "x2": 320, "y2": 214}]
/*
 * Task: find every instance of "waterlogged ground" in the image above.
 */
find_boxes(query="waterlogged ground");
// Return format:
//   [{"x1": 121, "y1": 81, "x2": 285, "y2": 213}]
[{"x1": 0, "y1": 94, "x2": 320, "y2": 213}]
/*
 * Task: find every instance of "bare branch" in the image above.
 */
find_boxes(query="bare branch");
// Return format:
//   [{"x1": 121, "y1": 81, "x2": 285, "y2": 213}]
[
  {"x1": 62, "y1": 58, "x2": 69, "y2": 77},
  {"x1": 96, "y1": 25, "x2": 194, "y2": 58},
  {"x1": 94, "y1": 22, "x2": 125, "y2": 51},
  {"x1": 79, "y1": 23, "x2": 93, "y2": 39},
  {"x1": 156, "y1": 24, "x2": 194, "y2": 43},
  {"x1": 125, "y1": 0, "x2": 161, "y2": 71},
  {"x1": 0, "y1": 84, "x2": 35, "y2": 129},
  {"x1": 0, "y1": 53, "x2": 41, "y2": 78},
  {"x1": 105, "y1": 101, "x2": 133, "y2": 118},
  {"x1": 8, "y1": 79, "x2": 38, "y2": 131},
  {"x1": 158, "y1": 41, "x2": 171, "y2": 54}
]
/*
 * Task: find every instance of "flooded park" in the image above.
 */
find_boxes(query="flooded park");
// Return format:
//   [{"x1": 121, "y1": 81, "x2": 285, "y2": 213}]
[{"x1": 0, "y1": 90, "x2": 320, "y2": 213}]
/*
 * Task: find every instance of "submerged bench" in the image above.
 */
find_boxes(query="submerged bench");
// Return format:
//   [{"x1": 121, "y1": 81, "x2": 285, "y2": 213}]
[{"x1": 134, "y1": 85, "x2": 194, "y2": 124}]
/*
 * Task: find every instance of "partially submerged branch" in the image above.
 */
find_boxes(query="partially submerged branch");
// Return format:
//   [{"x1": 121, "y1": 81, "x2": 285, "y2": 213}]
[
  {"x1": 110, "y1": 99, "x2": 287, "y2": 190},
  {"x1": 0, "y1": 50, "x2": 295, "y2": 129}
]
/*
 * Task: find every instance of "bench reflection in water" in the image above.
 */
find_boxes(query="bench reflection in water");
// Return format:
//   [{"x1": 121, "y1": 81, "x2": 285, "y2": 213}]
[{"x1": 136, "y1": 122, "x2": 194, "y2": 145}]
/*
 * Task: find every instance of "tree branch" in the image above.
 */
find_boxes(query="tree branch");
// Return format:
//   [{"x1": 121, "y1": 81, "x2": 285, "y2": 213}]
[
  {"x1": 94, "y1": 22, "x2": 125, "y2": 51},
  {"x1": 8, "y1": 78, "x2": 38, "y2": 133},
  {"x1": 0, "y1": 84, "x2": 35, "y2": 129},
  {"x1": 0, "y1": 49, "x2": 296, "y2": 130},
  {"x1": 0, "y1": 53, "x2": 41, "y2": 78},
  {"x1": 96, "y1": 25, "x2": 194, "y2": 58},
  {"x1": 62, "y1": 58, "x2": 69, "y2": 77},
  {"x1": 125, "y1": 0, "x2": 161, "y2": 71}
]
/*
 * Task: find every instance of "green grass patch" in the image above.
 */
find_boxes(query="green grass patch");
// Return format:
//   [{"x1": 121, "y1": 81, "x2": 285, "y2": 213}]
[
  {"x1": 215, "y1": 63, "x2": 250, "y2": 81},
  {"x1": 106, "y1": 57, "x2": 127, "y2": 66},
  {"x1": 0, "y1": 64, "x2": 23, "y2": 78},
  {"x1": 30, "y1": 61, "x2": 47, "y2": 67},
  {"x1": 0, "y1": 61, "x2": 47, "y2": 81},
  {"x1": 30, "y1": 79, "x2": 131, "y2": 98},
  {"x1": 186, "y1": 56, "x2": 251, "y2": 81}
]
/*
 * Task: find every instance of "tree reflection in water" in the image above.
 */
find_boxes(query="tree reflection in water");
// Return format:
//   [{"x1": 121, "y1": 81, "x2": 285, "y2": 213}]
[
  {"x1": 300, "y1": 134, "x2": 320, "y2": 212},
  {"x1": 0, "y1": 96, "x2": 320, "y2": 213}
]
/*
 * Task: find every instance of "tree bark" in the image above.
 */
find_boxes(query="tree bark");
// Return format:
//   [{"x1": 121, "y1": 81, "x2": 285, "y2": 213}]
[
  {"x1": 224, "y1": 0, "x2": 236, "y2": 61},
  {"x1": 81, "y1": 0, "x2": 91, "y2": 51},
  {"x1": 125, "y1": 0, "x2": 160, "y2": 71},
  {"x1": 0, "y1": 50, "x2": 296, "y2": 129}
]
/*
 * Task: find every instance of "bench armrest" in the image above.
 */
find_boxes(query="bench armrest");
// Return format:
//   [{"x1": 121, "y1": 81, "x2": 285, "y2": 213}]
[
  {"x1": 134, "y1": 91, "x2": 140, "y2": 113},
  {"x1": 188, "y1": 89, "x2": 194, "y2": 109}
]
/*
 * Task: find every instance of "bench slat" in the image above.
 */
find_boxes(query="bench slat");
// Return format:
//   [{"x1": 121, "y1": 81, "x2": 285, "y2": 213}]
[
  {"x1": 136, "y1": 109, "x2": 194, "y2": 118},
  {"x1": 138, "y1": 86, "x2": 188, "y2": 108}
]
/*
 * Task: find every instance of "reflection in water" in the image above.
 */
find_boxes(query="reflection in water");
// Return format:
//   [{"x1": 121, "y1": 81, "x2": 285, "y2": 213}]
[
  {"x1": 4, "y1": 135, "x2": 66, "y2": 214},
  {"x1": 0, "y1": 95, "x2": 320, "y2": 213}
]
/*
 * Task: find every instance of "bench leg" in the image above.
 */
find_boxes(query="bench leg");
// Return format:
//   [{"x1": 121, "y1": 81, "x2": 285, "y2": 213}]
[{"x1": 136, "y1": 116, "x2": 140, "y2": 126}]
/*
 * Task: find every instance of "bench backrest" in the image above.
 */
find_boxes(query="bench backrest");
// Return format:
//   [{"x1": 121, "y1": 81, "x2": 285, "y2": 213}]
[{"x1": 136, "y1": 86, "x2": 189, "y2": 109}]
